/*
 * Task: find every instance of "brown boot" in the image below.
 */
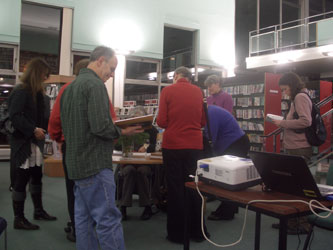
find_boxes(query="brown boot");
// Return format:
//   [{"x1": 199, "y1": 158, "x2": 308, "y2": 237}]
[{"x1": 14, "y1": 216, "x2": 39, "y2": 230}]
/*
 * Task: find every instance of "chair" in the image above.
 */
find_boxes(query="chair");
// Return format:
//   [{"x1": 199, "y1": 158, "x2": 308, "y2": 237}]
[
  {"x1": 0, "y1": 217, "x2": 7, "y2": 250},
  {"x1": 303, "y1": 162, "x2": 333, "y2": 250}
]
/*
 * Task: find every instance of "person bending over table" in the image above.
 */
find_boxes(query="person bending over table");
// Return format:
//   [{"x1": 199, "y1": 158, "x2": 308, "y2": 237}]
[{"x1": 204, "y1": 105, "x2": 250, "y2": 220}]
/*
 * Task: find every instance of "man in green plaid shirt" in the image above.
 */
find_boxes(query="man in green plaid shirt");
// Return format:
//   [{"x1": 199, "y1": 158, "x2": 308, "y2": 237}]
[{"x1": 61, "y1": 46, "x2": 143, "y2": 250}]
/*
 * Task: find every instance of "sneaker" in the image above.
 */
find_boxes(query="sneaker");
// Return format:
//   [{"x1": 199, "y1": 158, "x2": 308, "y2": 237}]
[
  {"x1": 14, "y1": 217, "x2": 40, "y2": 230},
  {"x1": 140, "y1": 206, "x2": 153, "y2": 220}
]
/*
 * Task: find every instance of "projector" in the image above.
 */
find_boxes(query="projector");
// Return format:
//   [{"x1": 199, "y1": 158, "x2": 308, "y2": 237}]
[{"x1": 197, "y1": 155, "x2": 262, "y2": 191}]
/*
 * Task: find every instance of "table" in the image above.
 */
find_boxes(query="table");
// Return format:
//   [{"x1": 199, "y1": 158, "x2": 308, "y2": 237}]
[
  {"x1": 112, "y1": 154, "x2": 163, "y2": 165},
  {"x1": 185, "y1": 181, "x2": 332, "y2": 250}
]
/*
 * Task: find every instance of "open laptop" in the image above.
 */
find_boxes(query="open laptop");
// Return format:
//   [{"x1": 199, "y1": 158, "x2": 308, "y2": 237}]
[{"x1": 249, "y1": 151, "x2": 333, "y2": 200}]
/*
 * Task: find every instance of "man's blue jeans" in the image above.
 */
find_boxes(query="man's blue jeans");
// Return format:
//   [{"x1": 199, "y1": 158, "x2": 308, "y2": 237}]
[{"x1": 74, "y1": 168, "x2": 125, "y2": 250}]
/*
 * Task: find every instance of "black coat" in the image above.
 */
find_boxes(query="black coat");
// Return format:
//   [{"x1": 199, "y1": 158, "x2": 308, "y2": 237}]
[{"x1": 8, "y1": 84, "x2": 48, "y2": 167}]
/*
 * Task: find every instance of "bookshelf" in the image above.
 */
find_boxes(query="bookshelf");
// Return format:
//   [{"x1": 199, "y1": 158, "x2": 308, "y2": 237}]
[{"x1": 223, "y1": 74, "x2": 266, "y2": 151}]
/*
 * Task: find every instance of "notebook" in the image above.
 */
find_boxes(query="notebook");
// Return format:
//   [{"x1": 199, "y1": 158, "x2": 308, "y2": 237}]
[{"x1": 249, "y1": 151, "x2": 333, "y2": 200}]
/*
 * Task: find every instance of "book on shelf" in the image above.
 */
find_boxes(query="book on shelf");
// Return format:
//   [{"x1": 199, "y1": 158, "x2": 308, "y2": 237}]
[{"x1": 114, "y1": 114, "x2": 154, "y2": 129}]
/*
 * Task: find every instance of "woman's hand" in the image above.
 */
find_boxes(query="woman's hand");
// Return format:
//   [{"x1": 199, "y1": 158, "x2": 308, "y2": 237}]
[
  {"x1": 272, "y1": 119, "x2": 282, "y2": 127},
  {"x1": 34, "y1": 127, "x2": 46, "y2": 140}
]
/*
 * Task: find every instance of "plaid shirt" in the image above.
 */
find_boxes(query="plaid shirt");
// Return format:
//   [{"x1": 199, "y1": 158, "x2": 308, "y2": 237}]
[{"x1": 60, "y1": 68, "x2": 121, "y2": 180}]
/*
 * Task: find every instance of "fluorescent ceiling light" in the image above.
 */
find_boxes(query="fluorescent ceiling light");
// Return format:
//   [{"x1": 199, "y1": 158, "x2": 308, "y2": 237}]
[{"x1": 272, "y1": 50, "x2": 303, "y2": 64}]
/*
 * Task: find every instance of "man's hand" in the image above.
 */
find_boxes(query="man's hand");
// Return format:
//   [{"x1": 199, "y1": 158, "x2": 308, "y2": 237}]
[
  {"x1": 34, "y1": 127, "x2": 46, "y2": 140},
  {"x1": 121, "y1": 125, "x2": 144, "y2": 136}
]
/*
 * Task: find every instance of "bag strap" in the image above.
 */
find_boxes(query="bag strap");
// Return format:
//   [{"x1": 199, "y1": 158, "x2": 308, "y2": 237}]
[
  {"x1": 202, "y1": 92, "x2": 213, "y2": 144},
  {"x1": 294, "y1": 91, "x2": 313, "y2": 115}
]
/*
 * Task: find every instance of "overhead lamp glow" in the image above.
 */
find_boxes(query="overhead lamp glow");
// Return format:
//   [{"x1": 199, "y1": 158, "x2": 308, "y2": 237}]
[
  {"x1": 99, "y1": 19, "x2": 143, "y2": 54},
  {"x1": 210, "y1": 34, "x2": 235, "y2": 77}
]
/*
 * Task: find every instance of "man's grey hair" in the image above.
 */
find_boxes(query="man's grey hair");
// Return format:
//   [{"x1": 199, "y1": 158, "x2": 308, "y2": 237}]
[
  {"x1": 129, "y1": 106, "x2": 147, "y2": 117},
  {"x1": 204, "y1": 75, "x2": 221, "y2": 87},
  {"x1": 174, "y1": 66, "x2": 192, "y2": 81},
  {"x1": 90, "y1": 46, "x2": 115, "y2": 62}
]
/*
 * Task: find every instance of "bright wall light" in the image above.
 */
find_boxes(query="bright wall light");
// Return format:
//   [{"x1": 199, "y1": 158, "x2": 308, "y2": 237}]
[
  {"x1": 99, "y1": 19, "x2": 143, "y2": 55},
  {"x1": 210, "y1": 35, "x2": 235, "y2": 77},
  {"x1": 272, "y1": 50, "x2": 303, "y2": 64}
]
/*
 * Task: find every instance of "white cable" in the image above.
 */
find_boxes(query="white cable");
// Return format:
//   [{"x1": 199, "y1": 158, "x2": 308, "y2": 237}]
[{"x1": 194, "y1": 169, "x2": 333, "y2": 248}]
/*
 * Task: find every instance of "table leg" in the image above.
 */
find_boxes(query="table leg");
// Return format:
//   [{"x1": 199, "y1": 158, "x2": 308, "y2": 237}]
[
  {"x1": 278, "y1": 218, "x2": 287, "y2": 250},
  {"x1": 254, "y1": 212, "x2": 261, "y2": 250}
]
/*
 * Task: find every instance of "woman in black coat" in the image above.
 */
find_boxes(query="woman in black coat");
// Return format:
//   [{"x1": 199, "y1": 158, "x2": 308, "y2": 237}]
[{"x1": 9, "y1": 58, "x2": 56, "y2": 230}]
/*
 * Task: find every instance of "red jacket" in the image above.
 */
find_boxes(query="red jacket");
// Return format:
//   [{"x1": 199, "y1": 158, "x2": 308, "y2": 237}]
[
  {"x1": 48, "y1": 81, "x2": 117, "y2": 142},
  {"x1": 157, "y1": 78, "x2": 206, "y2": 149}
]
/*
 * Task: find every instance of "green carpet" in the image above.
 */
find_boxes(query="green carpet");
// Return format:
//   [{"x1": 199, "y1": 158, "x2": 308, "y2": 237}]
[{"x1": 0, "y1": 161, "x2": 332, "y2": 250}]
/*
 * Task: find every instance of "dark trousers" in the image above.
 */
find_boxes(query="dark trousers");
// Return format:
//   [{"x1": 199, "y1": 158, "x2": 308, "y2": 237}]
[
  {"x1": 13, "y1": 167, "x2": 42, "y2": 192},
  {"x1": 162, "y1": 148, "x2": 205, "y2": 240},
  {"x1": 62, "y1": 142, "x2": 75, "y2": 229}
]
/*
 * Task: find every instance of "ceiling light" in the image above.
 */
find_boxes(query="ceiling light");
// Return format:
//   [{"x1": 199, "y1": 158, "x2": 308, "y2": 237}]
[{"x1": 272, "y1": 50, "x2": 303, "y2": 64}]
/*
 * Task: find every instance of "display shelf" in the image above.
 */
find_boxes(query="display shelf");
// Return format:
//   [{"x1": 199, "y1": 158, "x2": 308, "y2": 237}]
[{"x1": 223, "y1": 73, "x2": 266, "y2": 151}]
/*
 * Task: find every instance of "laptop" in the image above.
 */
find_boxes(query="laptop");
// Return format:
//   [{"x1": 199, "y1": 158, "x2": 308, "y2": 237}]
[{"x1": 249, "y1": 151, "x2": 333, "y2": 200}]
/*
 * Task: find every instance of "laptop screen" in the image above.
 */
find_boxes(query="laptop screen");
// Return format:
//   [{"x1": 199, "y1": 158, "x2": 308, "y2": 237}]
[{"x1": 249, "y1": 151, "x2": 323, "y2": 199}]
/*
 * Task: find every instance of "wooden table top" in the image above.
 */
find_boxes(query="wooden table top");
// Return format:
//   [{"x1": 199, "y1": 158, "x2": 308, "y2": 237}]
[
  {"x1": 112, "y1": 155, "x2": 163, "y2": 165},
  {"x1": 186, "y1": 181, "x2": 333, "y2": 216}
]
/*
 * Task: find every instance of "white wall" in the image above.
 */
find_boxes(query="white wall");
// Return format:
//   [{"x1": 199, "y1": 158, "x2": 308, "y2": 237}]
[{"x1": 0, "y1": 0, "x2": 235, "y2": 68}]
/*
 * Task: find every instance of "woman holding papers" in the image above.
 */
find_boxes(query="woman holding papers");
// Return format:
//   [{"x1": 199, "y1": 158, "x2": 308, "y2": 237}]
[{"x1": 269, "y1": 72, "x2": 312, "y2": 234}]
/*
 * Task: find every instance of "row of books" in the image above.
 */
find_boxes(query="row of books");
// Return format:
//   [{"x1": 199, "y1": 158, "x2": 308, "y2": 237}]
[
  {"x1": 116, "y1": 106, "x2": 158, "y2": 118},
  {"x1": 233, "y1": 96, "x2": 265, "y2": 107},
  {"x1": 237, "y1": 121, "x2": 264, "y2": 131},
  {"x1": 235, "y1": 109, "x2": 264, "y2": 119},
  {"x1": 223, "y1": 83, "x2": 264, "y2": 96},
  {"x1": 248, "y1": 134, "x2": 264, "y2": 143},
  {"x1": 250, "y1": 145, "x2": 263, "y2": 151}
]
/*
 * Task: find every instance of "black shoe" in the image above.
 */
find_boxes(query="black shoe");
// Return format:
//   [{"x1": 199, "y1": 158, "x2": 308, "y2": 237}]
[
  {"x1": 287, "y1": 226, "x2": 310, "y2": 235},
  {"x1": 208, "y1": 212, "x2": 234, "y2": 220},
  {"x1": 191, "y1": 232, "x2": 210, "y2": 243},
  {"x1": 121, "y1": 206, "x2": 127, "y2": 221},
  {"x1": 34, "y1": 209, "x2": 57, "y2": 221},
  {"x1": 66, "y1": 231, "x2": 76, "y2": 242},
  {"x1": 14, "y1": 216, "x2": 40, "y2": 230},
  {"x1": 206, "y1": 196, "x2": 216, "y2": 202},
  {"x1": 166, "y1": 235, "x2": 184, "y2": 244},
  {"x1": 140, "y1": 206, "x2": 152, "y2": 220}
]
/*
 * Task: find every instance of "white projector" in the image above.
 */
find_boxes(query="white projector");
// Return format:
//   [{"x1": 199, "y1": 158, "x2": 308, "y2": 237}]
[{"x1": 197, "y1": 155, "x2": 262, "y2": 191}]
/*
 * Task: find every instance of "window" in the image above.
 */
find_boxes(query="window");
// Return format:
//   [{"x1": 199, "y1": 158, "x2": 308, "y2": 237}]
[
  {"x1": 20, "y1": 2, "x2": 62, "y2": 74},
  {"x1": 124, "y1": 57, "x2": 160, "y2": 107}
]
